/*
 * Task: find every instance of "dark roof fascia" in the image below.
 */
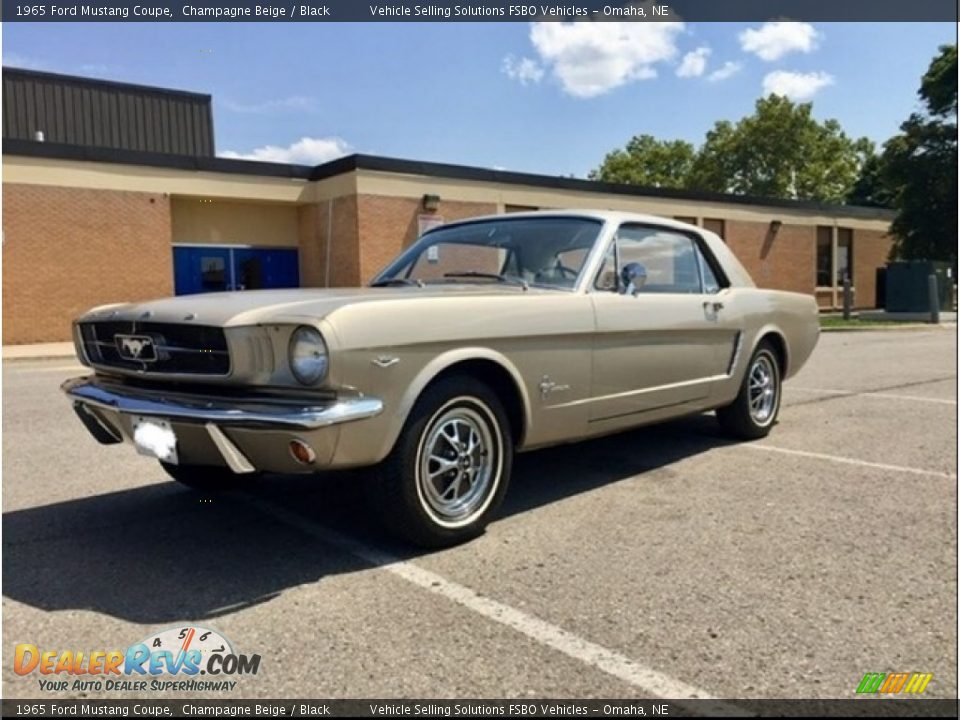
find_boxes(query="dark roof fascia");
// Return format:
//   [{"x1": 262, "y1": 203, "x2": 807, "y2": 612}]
[
  {"x1": 2, "y1": 139, "x2": 896, "y2": 220},
  {"x1": 2, "y1": 139, "x2": 315, "y2": 179},
  {"x1": 346, "y1": 154, "x2": 897, "y2": 220},
  {"x1": 2, "y1": 66, "x2": 211, "y2": 103}
]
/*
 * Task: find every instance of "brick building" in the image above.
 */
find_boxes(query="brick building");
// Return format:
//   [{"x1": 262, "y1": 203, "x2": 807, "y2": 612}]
[{"x1": 1, "y1": 68, "x2": 895, "y2": 345}]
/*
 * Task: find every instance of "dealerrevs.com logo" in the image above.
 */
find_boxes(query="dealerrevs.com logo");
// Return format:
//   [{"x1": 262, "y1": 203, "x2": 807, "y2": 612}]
[{"x1": 14, "y1": 626, "x2": 260, "y2": 693}]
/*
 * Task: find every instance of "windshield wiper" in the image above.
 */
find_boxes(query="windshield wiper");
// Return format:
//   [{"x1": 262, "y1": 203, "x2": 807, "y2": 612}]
[
  {"x1": 370, "y1": 277, "x2": 425, "y2": 288},
  {"x1": 443, "y1": 271, "x2": 529, "y2": 291}
]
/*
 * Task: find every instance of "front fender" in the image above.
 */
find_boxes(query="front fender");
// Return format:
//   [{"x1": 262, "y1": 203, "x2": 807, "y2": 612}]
[{"x1": 331, "y1": 346, "x2": 533, "y2": 468}]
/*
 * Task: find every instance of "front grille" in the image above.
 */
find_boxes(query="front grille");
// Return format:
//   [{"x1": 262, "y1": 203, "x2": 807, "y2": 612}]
[{"x1": 78, "y1": 321, "x2": 230, "y2": 375}]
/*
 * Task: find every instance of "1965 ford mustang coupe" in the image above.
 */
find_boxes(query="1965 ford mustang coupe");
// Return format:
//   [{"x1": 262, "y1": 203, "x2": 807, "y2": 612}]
[{"x1": 64, "y1": 211, "x2": 819, "y2": 546}]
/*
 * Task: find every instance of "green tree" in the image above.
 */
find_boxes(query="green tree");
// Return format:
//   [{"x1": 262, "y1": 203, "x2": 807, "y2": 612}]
[
  {"x1": 687, "y1": 95, "x2": 873, "y2": 202},
  {"x1": 881, "y1": 44, "x2": 957, "y2": 264},
  {"x1": 588, "y1": 134, "x2": 695, "y2": 188},
  {"x1": 846, "y1": 153, "x2": 894, "y2": 208}
]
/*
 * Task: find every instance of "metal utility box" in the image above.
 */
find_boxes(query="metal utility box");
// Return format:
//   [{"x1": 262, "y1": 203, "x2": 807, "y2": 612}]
[{"x1": 884, "y1": 261, "x2": 953, "y2": 312}]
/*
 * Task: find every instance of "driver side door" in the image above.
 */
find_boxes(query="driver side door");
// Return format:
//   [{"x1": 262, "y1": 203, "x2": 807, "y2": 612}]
[{"x1": 588, "y1": 223, "x2": 741, "y2": 425}]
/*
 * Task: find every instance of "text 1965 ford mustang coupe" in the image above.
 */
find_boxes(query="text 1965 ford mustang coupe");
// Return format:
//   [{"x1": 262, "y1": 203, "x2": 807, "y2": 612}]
[{"x1": 63, "y1": 211, "x2": 819, "y2": 546}]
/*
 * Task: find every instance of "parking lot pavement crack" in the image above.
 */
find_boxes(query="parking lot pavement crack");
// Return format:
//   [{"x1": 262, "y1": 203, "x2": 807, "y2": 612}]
[{"x1": 786, "y1": 374, "x2": 957, "y2": 408}]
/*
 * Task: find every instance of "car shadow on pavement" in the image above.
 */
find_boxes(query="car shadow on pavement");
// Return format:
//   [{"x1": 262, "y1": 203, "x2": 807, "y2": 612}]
[{"x1": 2, "y1": 414, "x2": 733, "y2": 624}]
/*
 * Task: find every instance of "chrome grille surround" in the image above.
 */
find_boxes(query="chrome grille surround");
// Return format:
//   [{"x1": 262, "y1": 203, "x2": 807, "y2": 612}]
[{"x1": 78, "y1": 321, "x2": 230, "y2": 376}]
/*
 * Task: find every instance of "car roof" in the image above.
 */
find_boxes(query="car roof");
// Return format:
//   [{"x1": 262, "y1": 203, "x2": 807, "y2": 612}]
[{"x1": 433, "y1": 209, "x2": 705, "y2": 234}]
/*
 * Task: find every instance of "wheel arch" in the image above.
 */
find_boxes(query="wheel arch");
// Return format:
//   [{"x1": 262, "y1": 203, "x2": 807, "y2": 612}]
[
  {"x1": 390, "y1": 348, "x2": 532, "y2": 454},
  {"x1": 752, "y1": 326, "x2": 790, "y2": 378}
]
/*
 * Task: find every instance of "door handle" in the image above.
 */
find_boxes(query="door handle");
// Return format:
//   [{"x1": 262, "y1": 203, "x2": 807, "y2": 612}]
[{"x1": 703, "y1": 300, "x2": 724, "y2": 312}]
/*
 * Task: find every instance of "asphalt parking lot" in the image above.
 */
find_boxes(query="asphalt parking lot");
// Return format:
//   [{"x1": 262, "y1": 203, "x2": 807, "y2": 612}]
[{"x1": 2, "y1": 328, "x2": 957, "y2": 701}]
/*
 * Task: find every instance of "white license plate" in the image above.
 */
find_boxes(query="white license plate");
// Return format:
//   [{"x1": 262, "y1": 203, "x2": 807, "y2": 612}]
[{"x1": 132, "y1": 417, "x2": 179, "y2": 464}]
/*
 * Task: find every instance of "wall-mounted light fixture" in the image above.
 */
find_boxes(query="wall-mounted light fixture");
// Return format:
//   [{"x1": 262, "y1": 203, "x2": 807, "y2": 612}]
[{"x1": 422, "y1": 193, "x2": 441, "y2": 212}]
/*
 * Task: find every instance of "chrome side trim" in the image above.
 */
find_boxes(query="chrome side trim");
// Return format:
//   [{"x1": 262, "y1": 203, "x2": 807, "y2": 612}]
[
  {"x1": 727, "y1": 331, "x2": 744, "y2": 376},
  {"x1": 206, "y1": 423, "x2": 257, "y2": 474},
  {"x1": 62, "y1": 376, "x2": 383, "y2": 430},
  {"x1": 550, "y1": 373, "x2": 728, "y2": 410}
]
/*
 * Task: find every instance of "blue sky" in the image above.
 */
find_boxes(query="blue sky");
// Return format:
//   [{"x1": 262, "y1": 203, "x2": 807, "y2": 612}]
[{"x1": 2, "y1": 22, "x2": 955, "y2": 176}]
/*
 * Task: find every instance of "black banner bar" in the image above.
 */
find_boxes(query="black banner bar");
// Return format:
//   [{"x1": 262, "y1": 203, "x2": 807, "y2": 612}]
[
  {"x1": 1, "y1": 699, "x2": 959, "y2": 718},
  {"x1": 0, "y1": 1, "x2": 957, "y2": 23}
]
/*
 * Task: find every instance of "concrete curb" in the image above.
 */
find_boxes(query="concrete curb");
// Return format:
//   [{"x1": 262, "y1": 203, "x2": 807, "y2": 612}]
[
  {"x1": 2, "y1": 342, "x2": 77, "y2": 361},
  {"x1": 820, "y1": 323, "x2": 957, "y2": 332}
]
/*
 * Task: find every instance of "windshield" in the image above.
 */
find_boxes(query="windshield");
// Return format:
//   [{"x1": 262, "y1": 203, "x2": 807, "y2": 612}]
[{"x1": 372, "y1": 216, "x2": 603, "y2": 291}]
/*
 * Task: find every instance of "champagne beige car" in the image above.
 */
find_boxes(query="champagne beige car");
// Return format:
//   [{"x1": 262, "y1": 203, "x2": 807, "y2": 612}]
[{"x1": 63, "y1": 211, "x2": 820, "y2": 546}]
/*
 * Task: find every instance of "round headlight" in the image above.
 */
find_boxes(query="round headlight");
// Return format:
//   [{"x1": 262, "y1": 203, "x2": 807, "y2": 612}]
[{"x1": 289, "y1": 326, "x2": 328, "y2": 385}]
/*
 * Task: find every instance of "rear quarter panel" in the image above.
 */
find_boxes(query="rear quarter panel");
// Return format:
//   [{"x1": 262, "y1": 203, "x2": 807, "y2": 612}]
[{"x1": 712, "y1": 287, "x2": 820, "y2": 407}]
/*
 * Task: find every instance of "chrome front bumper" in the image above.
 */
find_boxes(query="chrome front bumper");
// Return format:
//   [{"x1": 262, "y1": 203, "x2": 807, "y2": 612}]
[{"x1": 62, "y1": 376, "x2": 384, "y2": 474}]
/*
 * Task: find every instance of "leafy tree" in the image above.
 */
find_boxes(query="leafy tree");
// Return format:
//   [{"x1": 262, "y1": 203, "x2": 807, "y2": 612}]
[
  {"x1": 589, "y1": 134, "x2": 695, "y2": 188},
  {"x1": 919, "y1": 43, "x2": 958, "y2": 116},
  {"x1": 846, "y1": 153, "x2": 894, "y2": 208},
  {"x1": 590, "y1": 96, "x2": 872, "y2": 203},
  {"x1": 687, "y1": 95, "x2": 873, "y2": 202},
  {"x1": 881, "y1": 44, "x2": 957, "y2": 264}
]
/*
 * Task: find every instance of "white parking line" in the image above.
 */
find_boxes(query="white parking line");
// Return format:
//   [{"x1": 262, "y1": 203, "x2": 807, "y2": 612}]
[
  {"x1": 789, "y1": 386, "x2": 956, "y2": 405},
  {"x1": 743, "y1": 444, "x2": 956, "y2": 479},
  {"x1": 241, "y1": 495, "x2": 737, "y2": 707}
]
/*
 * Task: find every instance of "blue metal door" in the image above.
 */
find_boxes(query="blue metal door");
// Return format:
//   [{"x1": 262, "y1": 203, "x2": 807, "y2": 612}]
[
  {"x1": 173, "y1": 247, "x2": 299, "y2": 295},
  {"x1": 173, "y1": 247, "x2": 233, "y2": 295},
  {"x1": 233, "y1": 248, "x2": 299, "y2": 290}
]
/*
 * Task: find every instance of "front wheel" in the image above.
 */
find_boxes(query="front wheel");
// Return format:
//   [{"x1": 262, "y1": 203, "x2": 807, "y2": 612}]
[
  {"x1": 160, "y1": 462, "x2": 255, "y2": 491},
  {"x1": 716, "y1": 341, "x2": 782, "y2": 439},
  {"x1": 371, "y1": 375, "x2": 513, "y2": 548}
]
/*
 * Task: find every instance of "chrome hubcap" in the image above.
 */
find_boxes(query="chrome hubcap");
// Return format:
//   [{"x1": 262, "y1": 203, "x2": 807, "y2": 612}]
[
  {"x1": 418, "y1": 406, "x2": 495, "y2": 523},
  {"x1": 748, "y1": 354, "x2": 777, "y2": 424}
]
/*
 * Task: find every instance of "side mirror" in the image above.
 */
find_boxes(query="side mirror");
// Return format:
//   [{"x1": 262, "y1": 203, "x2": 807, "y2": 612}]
[{"x1": 620, "y1": 262, "x2": 647, "y2": 296}]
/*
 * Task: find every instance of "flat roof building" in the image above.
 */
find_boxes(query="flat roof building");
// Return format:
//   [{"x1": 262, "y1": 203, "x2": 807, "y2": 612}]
[{"x1": 1, "y1": 67, "x2": 895, "y2": 345}]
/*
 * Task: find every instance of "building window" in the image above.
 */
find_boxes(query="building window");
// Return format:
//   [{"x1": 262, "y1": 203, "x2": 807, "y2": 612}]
[
  {"x1": 674, "y1": 216, "x2": 697, "y2": 226},
  {"x1": 837, "y1": 228, "x2": 853, "y2": 284},
  {"x1": 504, "y1": 204, "x2": 538, "y2": 213},
  {"x1": 816, "y1": 226, "x2": 854, "y2": 287},
  {"x1": 816, "y1": 226, "x2": 832, "y2": 287},
  {"x1": 702, "y1": 218, "x2": 725, "y2": 240}
]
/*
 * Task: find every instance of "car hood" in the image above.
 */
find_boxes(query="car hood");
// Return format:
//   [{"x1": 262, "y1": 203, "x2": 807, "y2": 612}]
[{"x1": 77, "y1": 285, "x2": 544, "y2": 327}]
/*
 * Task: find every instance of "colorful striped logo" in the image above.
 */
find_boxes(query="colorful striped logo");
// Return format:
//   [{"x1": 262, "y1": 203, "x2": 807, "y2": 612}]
[{"x1": 856, "y1": 672, "x2": 933, "y2": 694}]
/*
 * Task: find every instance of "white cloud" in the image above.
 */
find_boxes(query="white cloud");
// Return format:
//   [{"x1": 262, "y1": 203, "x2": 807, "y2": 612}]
[
  {"x1": 707, "y1": 61, "x2": 742, "y2": 82},
  {"x1": 2, "y1": 52, "x2": 46, "y2": 70},
  {"x1": 676, "y1": 47, "x2": 711, "y2": 78},
  {"x1": 762, "y1": 70, "x2": 834, "y2": 100},
  {"x1": 2, "y1": 55, "x2": 112, "y2": 77},
  {"x1": 527, "y1": 21, "x2": 685, "y2": 98},
  {"x1": 739, "y1": 22, "x2": 820, "y2": 61},
  {"x1": 501, "y1": 55, "x2": 545, "y2": 85},
  {"x1": 220, "y1": 136, "x2": 351, "y2": 165},
  {"x1": 78, "y1": 63, "x2": 110, "y2": 75},
  {"x1": 221, "y1": 96, "x2": 316, "y2": 114}
]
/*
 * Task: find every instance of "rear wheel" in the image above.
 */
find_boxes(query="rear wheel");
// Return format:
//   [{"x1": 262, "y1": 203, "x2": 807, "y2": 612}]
[
  {"x1": 370, "y1": 375, "x2": 513, "y2": 548},
  {"x1": 160, "y1": 462, "x2": 254, "y2": 491},
  {"x1": 716, "y1": 341, "x2": 782, "y2": 439}
]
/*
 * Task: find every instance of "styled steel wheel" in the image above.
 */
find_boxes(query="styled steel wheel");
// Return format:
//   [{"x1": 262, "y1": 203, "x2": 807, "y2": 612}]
[
  {"x1": 416, "y1": 399, "x2": 503, "y2": 528},
  {"x1": 371, "y1": 375, "x2": 513, "y2": 547},
  {"x1": 716, "y1": 341, "x2": 782, "y2": 439},
  {"x1": 747, "y1": 353, "x2": 778, "y2": 426}
]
